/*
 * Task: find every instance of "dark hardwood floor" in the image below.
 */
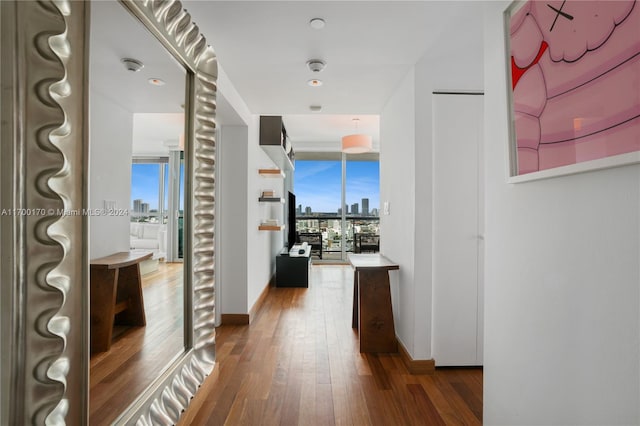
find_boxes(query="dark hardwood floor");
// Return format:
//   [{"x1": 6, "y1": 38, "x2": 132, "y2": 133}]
[
  {"x1": 89, "y1": 262, "x2": 184, "y2": 426},
  {"x1": 181, "y1": 265, "x2": 482, "y2": 425}
]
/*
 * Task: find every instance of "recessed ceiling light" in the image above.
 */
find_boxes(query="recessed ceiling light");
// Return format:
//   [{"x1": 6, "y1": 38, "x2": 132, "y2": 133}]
[
  {"x1": 309, "y1": 105, "x2": 322, "y2": 112},
  {"x1": 148, "y1": 78, "x2": 166, "y2": 86},
  {"x1": 307, "y1": 79, "x2": 323, "y2": 87},
  {"x1": 309, "y1": 18, "x2": 325, "y2": 30}
]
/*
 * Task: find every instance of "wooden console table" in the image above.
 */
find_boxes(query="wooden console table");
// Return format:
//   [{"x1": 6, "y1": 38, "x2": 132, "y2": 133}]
[
  {"x1": 90, "y1": 251, "x2": 152, "y2": 354},
  {"x1": 349, "y1": 253, "x2": 399, "y2": 353}
]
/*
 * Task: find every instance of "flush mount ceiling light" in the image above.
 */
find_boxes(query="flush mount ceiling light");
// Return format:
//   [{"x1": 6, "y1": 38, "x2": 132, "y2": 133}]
[
  {"x1": 309, "y1": 18, "x2": 325, "y2": 29},
  {"x1": 148, "y1": 77, "x2": 166, "y2": 86},
  {"x1": 307, "y1": 59, "x2": 326, "y2": 73},
  {"x1": 307, "y1": 79, "x2": 323, "y2": 87},
  {"x1": 121, "y1": 57, "x2": 144, "y2": 72},
  {"x1": 342, "y1": 118, "x2": 372, "y2": 154}
]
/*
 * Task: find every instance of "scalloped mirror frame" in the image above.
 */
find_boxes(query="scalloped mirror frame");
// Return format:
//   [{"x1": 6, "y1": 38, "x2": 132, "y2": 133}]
[{"x1": 0, "y1": 1, "x2": 217, "y2": 424}]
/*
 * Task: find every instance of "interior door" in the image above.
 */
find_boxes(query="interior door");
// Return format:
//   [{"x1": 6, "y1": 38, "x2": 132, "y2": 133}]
[{"x1": 431, "y1": 93, "x2": 484, "y2": 366}]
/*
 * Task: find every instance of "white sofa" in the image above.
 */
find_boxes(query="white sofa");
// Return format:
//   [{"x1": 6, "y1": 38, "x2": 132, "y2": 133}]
[{"x1": 130, "y1": 222, "x2": 167, "y2": 260}]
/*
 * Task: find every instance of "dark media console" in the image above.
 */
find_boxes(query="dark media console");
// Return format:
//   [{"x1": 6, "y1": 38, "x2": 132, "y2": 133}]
[{"x1": 276, "y1": 245, "x2": 310, "y2": 288}]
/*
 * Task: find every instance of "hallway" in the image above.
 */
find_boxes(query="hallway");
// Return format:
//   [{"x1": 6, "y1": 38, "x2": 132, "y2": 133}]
[{"x1": 181, "y1": 265, "x2": 482, "y2": 425}]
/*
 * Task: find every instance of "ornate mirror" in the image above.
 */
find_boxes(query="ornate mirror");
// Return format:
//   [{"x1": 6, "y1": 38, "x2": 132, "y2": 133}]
[{"x1": 1, "y1": 0, "x2": 217, "y2": 424}]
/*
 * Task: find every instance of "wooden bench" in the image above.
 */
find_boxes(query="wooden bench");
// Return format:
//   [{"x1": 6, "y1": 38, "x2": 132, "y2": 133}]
[{"x1": 90, "y1": 251, "x2": 152, "y2": 354}]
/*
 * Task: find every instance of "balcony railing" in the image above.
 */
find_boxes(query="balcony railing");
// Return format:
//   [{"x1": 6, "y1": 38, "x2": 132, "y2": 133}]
[{"x1": 296, "y1": 215, "x2": 380, "y2": 261}]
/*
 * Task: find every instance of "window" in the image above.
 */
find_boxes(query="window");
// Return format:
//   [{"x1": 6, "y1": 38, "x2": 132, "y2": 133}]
[
  {"x1": 346, "y1": 157, "x2": 380, "y2": 253},
  {"x1": 131, "y1": 160, "x2": 167, "y2": 223},
  {"x1": 294, "y1": 153, "x2": 380, "y2": 260},
  {"x1": 131, "y1": 155, "x2": 184, "y2": 260}
]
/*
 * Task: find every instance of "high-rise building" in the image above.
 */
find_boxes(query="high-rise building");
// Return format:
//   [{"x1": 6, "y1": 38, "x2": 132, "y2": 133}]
[
  {"x1": 351, "y1": 203, "x2": 359, "y2": 215},
  {"x1": 362, "y1": 198, "x2": 369, "y2": 216},
  {"x1": 297, "y1": 204, "x2": 302, "y2": 215},
  {"x1": 305, "y1": 206, "x2": 312, "y2": 215},
  {"x1": 133, "y1": 198, "x2": 143, "y2": 212},
  {"x1": 141, "y1": 203, "x2": 150, "y2": 213}
]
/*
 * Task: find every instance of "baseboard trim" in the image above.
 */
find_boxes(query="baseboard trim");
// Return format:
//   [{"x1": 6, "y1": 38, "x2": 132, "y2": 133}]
[
  {"x1": 397, "y1": 338, "x2": 435, "y2": 375},
  {"x1": 220, "y1": 276, "x2": 274, "y2": 326},
  {"x1": 220, "y1": 314, "x2": 249, "y2": 325},
  {"x1": 248, "y1": 274, "x2": 274, "y2": 323}
]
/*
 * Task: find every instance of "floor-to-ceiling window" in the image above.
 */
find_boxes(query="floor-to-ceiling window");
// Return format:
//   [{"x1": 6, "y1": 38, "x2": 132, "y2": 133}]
[
  {"x1": 346, "y1": 154, "x2": 380, "y2": 254},
  {"x1": 294, "y1": 153, "x2": 380, "y2": 261},
  {"x1": 131, "y1": 155, "x2": 184, "y2": 260},
  {"x1": 294, "y1": 158, "x2": 342, "y2": 260},
  {"x1": 131, "y1": 159, "x2": 167, "y2": 223}
]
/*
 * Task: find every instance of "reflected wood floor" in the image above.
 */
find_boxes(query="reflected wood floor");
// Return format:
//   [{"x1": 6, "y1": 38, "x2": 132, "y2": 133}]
[
  {"x1": 89, "y1": 262, "x2": 184, "y2": 426},
  {"x1": 182, "y1": 265, "x2": 482, "y2": 426}
]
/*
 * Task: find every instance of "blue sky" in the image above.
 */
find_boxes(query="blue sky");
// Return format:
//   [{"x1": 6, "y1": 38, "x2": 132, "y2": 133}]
[
  {"x1": 131, "y1": 164, "x2": 160, "y2": 209},
  {"x1": 131, "y1": 163, "x2": 184, "y2": 210},
  {"x1": 132, "y1": 160, "x2": 379, "y2": 214},
  {"x1": 294, "y1": 160, "x2": 380, "y2": 213}
]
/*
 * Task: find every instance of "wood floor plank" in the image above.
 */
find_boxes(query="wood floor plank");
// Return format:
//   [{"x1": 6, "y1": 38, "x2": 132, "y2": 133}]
[
  {"x1": 431, "y1": 370, "x2": 483, "y2": 425},
  {"x1": 179, "y1": 265, "x2": 482, "y2": 426},
  {"x1": 407, "y1": 383, "x2": 447, "y2": 425}
]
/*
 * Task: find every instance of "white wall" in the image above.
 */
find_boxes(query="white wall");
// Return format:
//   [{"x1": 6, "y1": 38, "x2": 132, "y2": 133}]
[
  {"x1": 380, "y1": 69, "x2": 417, "y2": 355},
  {"x1": 218, "y1": 125, "x2": 249, "y2": 314},
  {"x1": 247, "y1": 115, "x2": 285, "y2": 309},
  {"x1": 483, "y1": 2, "x2": 640, "y2": 424},
  {"x1": 218, "y1": 117, "x2": 285, "y2": 315},
  {"x1": 216, "y1": 66, "x2": 284, "y2": 317},
  {"x1": 380, "y1": 6, "x2": 484, "y2": 360},
  {"x1": 89, "y1": 93, "x2": 133, "y2": 259}
]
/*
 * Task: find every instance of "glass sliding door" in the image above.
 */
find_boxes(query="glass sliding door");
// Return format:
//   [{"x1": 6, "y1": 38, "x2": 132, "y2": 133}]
[
  {"x1": 131, "y1": 159, "x2": 168, "y2": 223},
  {"x1": 294, "y1": 159, "x2": 343, "y2": 260},
  {"x1": 131, "y1": 154, "x2": 183, "y2": 261},
  {"x1": 166, "y1": 150, "x2": 184, "y2": 262},
  {"x1": 346, "y1": 155, "x2": 380, "y2": 254},
  {"x1": 294, "y1": 153, "x2": 380, "y2": 261}
]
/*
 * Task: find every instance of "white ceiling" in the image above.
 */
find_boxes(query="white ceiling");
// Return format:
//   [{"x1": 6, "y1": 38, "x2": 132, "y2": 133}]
[
  {"x1": 91, "y1": 1, "x2": 485, "y2": 153},
  {"x1": 90, "y1": 1, "x2": 186, "y2": 156},
  {"x1": 182, "y1": 0, "x2": 485, "y2": 151}
]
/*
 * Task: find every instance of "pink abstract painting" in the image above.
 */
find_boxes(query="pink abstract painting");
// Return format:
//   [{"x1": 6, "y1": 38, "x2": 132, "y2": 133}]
[{"x1": 508, "y1": 0, "x2": 640, "y2": 175}]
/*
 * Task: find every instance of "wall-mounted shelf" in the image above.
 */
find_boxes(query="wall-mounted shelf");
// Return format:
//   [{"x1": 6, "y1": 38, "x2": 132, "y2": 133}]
[
  {"x1": 259, "y1": 116, "x2": 294, "y2": 171},
  {"x1": 259, "y1": 197, "x2": 285, "y2": 203},
  {"x1": 258, "y1": 224, "x2": 284, "y2": 231},
  {"x1": 258, "y1": 168, "x2": 285, "y2": 178}
]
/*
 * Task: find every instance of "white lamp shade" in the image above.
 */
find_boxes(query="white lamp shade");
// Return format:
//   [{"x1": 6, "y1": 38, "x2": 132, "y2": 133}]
[{"x1": 341, "y1": 134, "x2": 372, "y2": 154}]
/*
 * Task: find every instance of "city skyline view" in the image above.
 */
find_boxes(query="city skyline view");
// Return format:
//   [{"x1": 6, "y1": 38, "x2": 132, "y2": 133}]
[
  {"x1": 131, "y1": 164, "x2": 161, "y2": 210},
  {"x1": 131, "y1": 162, "x2": 184, "y2": 212},
  {"x1": 132, "y1": 160, "x2": 379, "y2": 215},
  {"x1": 294, "y1": 160, "x2": 380, "y2": 214}
]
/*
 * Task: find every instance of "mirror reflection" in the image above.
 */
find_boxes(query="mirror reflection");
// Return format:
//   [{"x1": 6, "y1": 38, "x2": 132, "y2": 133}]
[{"x1": 88, "y1": 2, "x2": 186, "y2": 424}]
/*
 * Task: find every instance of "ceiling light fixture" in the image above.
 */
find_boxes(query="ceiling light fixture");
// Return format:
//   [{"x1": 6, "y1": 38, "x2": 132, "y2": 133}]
[
  {"x1": 309, "y1": 18, "x2": 325, "y2": 29},
  {"x1": 307, "y1": 59, "x2": 326, "y2": 73},
  {"x1": 309, "y1": 105, "x2": 322, "y2": 112},
  {"x1": 121, "y1": 57, "x2": 144, "y2": 72},
  {"x1": 342, "y1": 118, "x2": 372, "y2": 154},
  {"x1": 307, "y1": 79, "x2": 323, "y2": 87}
]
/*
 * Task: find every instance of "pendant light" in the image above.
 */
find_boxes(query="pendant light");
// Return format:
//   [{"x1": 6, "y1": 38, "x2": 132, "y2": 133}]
[{"x1": 342, "y1": 118, "x2": 372, "y2": 154}]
